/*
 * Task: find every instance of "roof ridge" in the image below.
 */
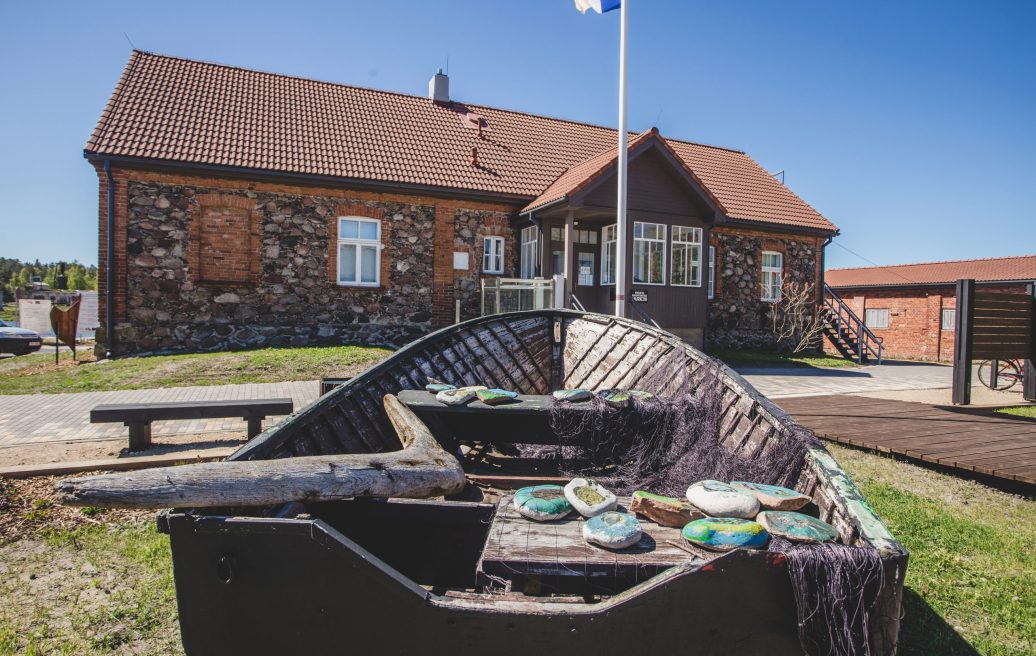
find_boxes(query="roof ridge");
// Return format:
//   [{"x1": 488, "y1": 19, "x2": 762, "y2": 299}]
[
  {"x1": 127, "y1": 50, "x2": 747, "y2": 156},
  {"x1": 828, "y1": 253, "x2": 1036, "y2": 272}
]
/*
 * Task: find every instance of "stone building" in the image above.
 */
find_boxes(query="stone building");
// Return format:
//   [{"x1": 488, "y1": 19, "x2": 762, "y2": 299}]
[
  {"x1": 826, "y1": 255, "x2": 1036, "y2": 361},
  {"x1": 85, "y1": 51, "x2": 838, "y2": 356}
]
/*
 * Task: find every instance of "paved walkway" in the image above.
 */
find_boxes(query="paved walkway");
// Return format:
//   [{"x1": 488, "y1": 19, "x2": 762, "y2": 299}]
[
  {"x1": 0, "y1": 381, "x2": 320, "y2": 447},
  {"x1": 736, "y1": 360, "x2": 956, "y2": 399}
]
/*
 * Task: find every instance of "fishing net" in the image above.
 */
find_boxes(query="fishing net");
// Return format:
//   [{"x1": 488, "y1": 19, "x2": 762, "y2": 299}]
[{"x1": 522, "y1": 353, "x2": 886, "y2": 656}]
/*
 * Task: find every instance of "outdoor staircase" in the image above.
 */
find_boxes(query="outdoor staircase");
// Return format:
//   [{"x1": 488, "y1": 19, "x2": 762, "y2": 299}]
[{"x1": 820, "y1": 284, "x2": 884, "y2": 364}]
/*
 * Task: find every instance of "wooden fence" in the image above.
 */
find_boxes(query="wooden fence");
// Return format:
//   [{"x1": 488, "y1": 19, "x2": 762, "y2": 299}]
[{"x1": 952, "y1": 280, "x2": 1035, "y2": 404}]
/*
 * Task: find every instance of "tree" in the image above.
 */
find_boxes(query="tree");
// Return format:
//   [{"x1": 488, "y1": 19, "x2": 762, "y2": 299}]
[{"x1": 769, "y1": 280, "x2": 827, "y2": 353}]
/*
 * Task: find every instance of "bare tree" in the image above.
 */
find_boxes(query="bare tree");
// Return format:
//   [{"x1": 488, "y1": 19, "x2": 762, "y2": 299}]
[{"x1": 770, "y1": 280, "x2": 827, "y2": 353}]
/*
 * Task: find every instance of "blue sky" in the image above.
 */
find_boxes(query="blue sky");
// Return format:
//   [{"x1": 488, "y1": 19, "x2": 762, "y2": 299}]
[{"x1": 1, "y1": 0, "x2": 1033, "y2": 269}]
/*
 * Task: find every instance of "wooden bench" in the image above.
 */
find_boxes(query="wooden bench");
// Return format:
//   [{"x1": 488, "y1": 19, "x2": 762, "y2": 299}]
[{"x1": 90, "y1": 398, "x2": 294, "y2": 450}]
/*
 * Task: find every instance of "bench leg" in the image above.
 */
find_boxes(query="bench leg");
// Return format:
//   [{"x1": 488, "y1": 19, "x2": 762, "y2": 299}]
[
  {"x1": 126, "y1": 422, "x2": 152, "y2": 451},
  {"x1": 246, "y1": 416, "x2": 264, "y2": 438}
]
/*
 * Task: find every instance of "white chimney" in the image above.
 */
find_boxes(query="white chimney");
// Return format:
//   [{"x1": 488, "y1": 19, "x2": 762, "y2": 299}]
[{"x1": 429, "y1": 69, "x2": 449, "y2": 104}]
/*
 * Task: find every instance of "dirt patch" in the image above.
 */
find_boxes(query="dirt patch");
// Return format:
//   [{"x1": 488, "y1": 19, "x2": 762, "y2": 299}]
[
  {"x1": 0, "y1": 431, "x2": 247, "y2": 469},
  {"x1": 0, "y1": 475, "x2": 153, "y2": 543}
]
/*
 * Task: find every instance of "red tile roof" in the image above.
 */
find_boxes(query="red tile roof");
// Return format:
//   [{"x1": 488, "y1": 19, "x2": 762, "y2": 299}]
[
  {"x1": 827, "y1": 255, "x2": 1036, "y2": 288},
  {"x1": 86, "y1": 51, "x2": 836, "y2": 233}
]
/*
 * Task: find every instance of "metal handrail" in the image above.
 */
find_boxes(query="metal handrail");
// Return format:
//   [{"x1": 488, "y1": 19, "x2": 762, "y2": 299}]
[
  {"x1": 569, "y1": 294, "x2": 587, "y2": 312},
  {"x1": 628, "y1": 299, "x2": 661, "y2": 329},
  {"x1": 822, "y1": 284, "x2": 883, "y2": 364}
]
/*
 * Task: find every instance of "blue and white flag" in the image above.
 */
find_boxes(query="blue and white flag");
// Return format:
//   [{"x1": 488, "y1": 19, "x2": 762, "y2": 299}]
[{"x1": 575, "y1": 0, "x2": 620, "y2": 14}]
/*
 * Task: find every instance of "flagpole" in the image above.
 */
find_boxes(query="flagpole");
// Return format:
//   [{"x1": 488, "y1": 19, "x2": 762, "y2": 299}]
[{"x1": 614, "y1": 0, "x2": 628, "y2": 318}]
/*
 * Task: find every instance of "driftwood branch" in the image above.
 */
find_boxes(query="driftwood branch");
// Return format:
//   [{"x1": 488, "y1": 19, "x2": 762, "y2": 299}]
[
  {"x1": 770, "y1": 280, "x2": 827, "y2": 353},
  {"x1": 55, "y1": 395, "x2": 466, "y2": 509}
]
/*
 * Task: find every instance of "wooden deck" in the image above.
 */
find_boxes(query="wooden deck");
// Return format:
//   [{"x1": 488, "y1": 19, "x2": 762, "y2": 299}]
[{"x1": 779, "y1": 395, "x2": 1036, "y2": 489}]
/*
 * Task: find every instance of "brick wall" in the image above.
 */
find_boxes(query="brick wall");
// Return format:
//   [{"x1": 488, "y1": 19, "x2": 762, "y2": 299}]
[
  {"x1": 826, "y1": 283, "x2": 1030, "y2": 361},
  {"x1": 94, "y1": 166, "x2": 519, "y2": 355}
]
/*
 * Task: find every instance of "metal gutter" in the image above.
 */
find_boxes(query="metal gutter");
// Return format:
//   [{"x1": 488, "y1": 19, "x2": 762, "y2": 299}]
[{"x1": 103, "y1": 159, "x2": 115, "y2": 358}]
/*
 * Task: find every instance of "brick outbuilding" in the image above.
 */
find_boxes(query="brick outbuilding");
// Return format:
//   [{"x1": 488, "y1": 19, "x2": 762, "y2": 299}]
[{"x1": 826, "y1": 255, "x2": 1036, "y2": 361}]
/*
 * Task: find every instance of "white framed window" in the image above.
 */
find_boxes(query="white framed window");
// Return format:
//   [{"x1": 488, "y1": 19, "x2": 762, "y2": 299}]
[
  {"x1": 865, "y1": 308, "x2": 890, "y2": 329},
  {"x1": 671, "y1": 226, "x2": 702, "y2": 287},
  {"x1": 337, "y1": 217, "x2": 381, "y2": 286},
  {"x1": 941, "y1": 308, "x2": 955, "y2": 331},
  {"x1": 551, "y1": 227, "x2": 563, "y2": 242},
  {"x1": 577, "y1": 252, "x2": 595, "y2": 286},
  {"x1": 708, "y1": 245, "x2": 716, "y2": 299},
  {"x1": 601, "y1": 224, "x2": 617, "y2": 285},
  {"x1": 633, "y1": 222, "x2": 666, "y2": 285},
  {"x1": 520, "y1": 226, "x2": 538, "y2": 278},
  {"x1": 760, "y1": 251, "x2": 783, "y2": 302},
  {"x1": 483, "y1": 236, "x2": 505, "y2": 274},
  {"x1": 552, "y1": 250, "x2": 565, "y2": 276}
]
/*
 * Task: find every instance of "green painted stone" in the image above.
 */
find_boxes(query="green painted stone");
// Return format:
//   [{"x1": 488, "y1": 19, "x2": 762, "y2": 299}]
[
  {"x1": 628, "y1": 390, "x2": 655, "y2": 401},
  {"x1": 552, "y1": 388, "x2": 594, "y2": 402},
  {"x1": 435, "y1": 385, "x2": 487, "y2": 406},
  {"x1": 731, "y1": 481, "x2": 811, "y2": 511},
  {"x1": 475, "y1": 388, "x2": 520, "y2": 405},
  {"x1": 582, "y1": 511, "x2": 643, "y2": 549},
  {"x1": 757, "y1": 511, "x2": 839, "y2": 543},
  {"x1": 630, "y1": 490, "x2": 704, "y2": 527},
  {"x1": 597, "y1": 389, "x2": 631, "y2": 407},
  {"x1": 682, "y1": 517, "x2": 769, "y2": 551},
  {"x1": 513, "y1": 485, "x2": 573, "y2": 521}
]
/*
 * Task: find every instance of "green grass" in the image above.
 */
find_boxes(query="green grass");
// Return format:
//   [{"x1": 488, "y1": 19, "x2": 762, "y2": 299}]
[
  {"x1": 0, "y1": 302, "x2": 15, "y2": 322},
  {"x1": 995, "y1": 405, "x2": 1036, "y2": 419},
  {"x1": 0, "y1": 345, "x2": 391, "y2": 395},
  {"x1": 830, "y1": 445, "x2": 1036, "y2": 655},
  {"x1": 0, "y1": 523, "x2": 182, "y2": 655},
  {"x1": 709, "y1": 348, "x2": 861, "y2": 369}
]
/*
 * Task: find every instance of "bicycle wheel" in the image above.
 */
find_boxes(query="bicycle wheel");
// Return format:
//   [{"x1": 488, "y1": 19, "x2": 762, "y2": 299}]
[{"x1": 978, "y1": 360, "x2": 1019, "y2": 391}]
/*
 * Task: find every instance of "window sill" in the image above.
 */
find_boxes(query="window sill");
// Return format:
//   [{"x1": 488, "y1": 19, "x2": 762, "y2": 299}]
[{"x1": 335, "y1": 282, "x2": 382, "y2": 289}]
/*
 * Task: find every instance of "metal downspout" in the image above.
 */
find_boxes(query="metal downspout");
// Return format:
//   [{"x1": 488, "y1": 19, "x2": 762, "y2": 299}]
[{"x1": 103, "y1": 159, "x2": 115, "y2": 358}]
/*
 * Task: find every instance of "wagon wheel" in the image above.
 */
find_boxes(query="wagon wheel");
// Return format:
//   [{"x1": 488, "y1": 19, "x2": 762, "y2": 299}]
[{"x1": 977, "y1": 359, "x2": 1020, "y2": 391}]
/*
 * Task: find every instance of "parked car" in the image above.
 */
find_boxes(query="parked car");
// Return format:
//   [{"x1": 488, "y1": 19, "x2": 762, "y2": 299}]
[{"x1": 0, "y1": 320, "x2": 43, "y2": 355}]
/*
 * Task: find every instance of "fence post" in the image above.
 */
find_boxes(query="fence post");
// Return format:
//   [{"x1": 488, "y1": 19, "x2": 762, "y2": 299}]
[
  {"x1": 1024, "y1": 283, "x2": 1035, "y2": 402},
  {"x1": 952, "y1": 279, "x2": 975, "y2": 405}
]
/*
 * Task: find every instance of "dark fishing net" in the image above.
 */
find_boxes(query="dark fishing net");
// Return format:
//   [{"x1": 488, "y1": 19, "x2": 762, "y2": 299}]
[{"x1": 522, "y1": 351, "x2": 885, "y2": 656}]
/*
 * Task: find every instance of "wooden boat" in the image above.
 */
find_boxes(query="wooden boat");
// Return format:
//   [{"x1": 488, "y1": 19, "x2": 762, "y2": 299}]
[{"x1": 101, "y1": 311, "x2": 911, "y2": 654}]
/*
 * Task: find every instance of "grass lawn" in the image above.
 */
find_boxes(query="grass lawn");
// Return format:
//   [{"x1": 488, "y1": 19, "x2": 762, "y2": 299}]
[
  {"x1": 0, "y1": 345, "x2": 391, "y2": 395},
  {"x1": 995, "y1": 405, "x2": 1036, "y2": 419},
  {"x1": 709, "y1": 348, "x2": 861, "y2": 369},
  {"x1": 1, "y1": 448, "x2": 1032, "y2": 654},
  {"x1": 0, "y1": 303, "x2": 16, "y2": 322}
]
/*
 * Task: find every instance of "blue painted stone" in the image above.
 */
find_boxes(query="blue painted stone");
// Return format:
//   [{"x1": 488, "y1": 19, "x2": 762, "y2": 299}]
[
  {"x1": 757, "y1": 511, "x2": 839, "y2": 543},
  {"x1": 731, "y1": 481, "x2": 811, "y2": 511},
  {"x1": 425, "y1": 383, "x2": 457, "y2": 393},
  {"x1": 682, "y1": 517, "x2": 770, "y2": 552},
  {"x1": 552, "y1": 388, "x2": 594, "y2": 402},
  {"x1": 582, "y1": 511, "x2": 643, "y2": 549},
  {"x1": 476, "y1": 388, "x2": 520, "y2": 405},
  {"x1": 513, "y1": 485, "x2": 573, "y2": 521}
]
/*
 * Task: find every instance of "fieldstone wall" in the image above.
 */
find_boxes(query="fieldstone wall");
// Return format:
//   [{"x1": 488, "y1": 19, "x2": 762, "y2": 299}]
[
  {"x1": 707, "y1": 229, "x2": 822, "y2": 350},
  {"x1": 115, "y1": 180, "x2": 441, "y2": 354},
  {"x1": 453, "y1": 209, "x2": 519, "y2": 319}
]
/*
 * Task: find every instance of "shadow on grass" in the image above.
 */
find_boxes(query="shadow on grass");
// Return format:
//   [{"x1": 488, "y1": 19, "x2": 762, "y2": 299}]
[{"x1": 897, "y1": 587, "x2": 979, "y2": 656}]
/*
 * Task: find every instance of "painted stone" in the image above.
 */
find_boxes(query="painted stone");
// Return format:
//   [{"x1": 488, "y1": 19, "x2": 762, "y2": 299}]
[
  {"x1": 564, "y1": 478, "x2": 618, "y2": 517},
  {"x1": 513, "y1": 485, "x2": 573, "y2": 521},
  {"x1": 425, "y1": 383, "x2": 456, "y2": 393},
  {"x1": 630, "y1": 490, "x2": 705, "y2": 528},
  {"x1": 628, "y1": 390, "x2": 655, "y2": 402},
  {"x1": 435, "y1": 385, "x2": 487, "y2": 406},
  {"x1": 686, "y1": 480, "x2": 760, "y2": 519},
  {"x1": 552, "y1": 388, "x2": 594, "y2": 402},
  {"x1": 757, "y1": 511, "x2": 839, "y2": 543},
  {"x1": 476, "y1": 388, "x2": 520, "y2": 406},
  {"x1": 597, "y1": 389, "x2": 631, "y2": 407},
  {"x1": 731, "y1": 481, "x2": 811, "y2": 511},
  {"x1": 582, "y1": 511, "x2": 643, "y2": 550},
  {"x1": 682, "y1": 517, "x2": 770, "y2": 552}
]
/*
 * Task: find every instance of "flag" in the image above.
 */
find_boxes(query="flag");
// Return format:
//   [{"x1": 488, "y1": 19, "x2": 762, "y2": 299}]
[{"x1": 575, "y1": 0, "x2": 620, "y2": 14}]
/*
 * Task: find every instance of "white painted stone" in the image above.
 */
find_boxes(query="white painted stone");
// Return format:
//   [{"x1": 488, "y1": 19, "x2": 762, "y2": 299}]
[
  {"x1": 564, "y1": 478, "x2": 618, "y2": 517},
  {"x1": 686, "y1": 480, "x2": 760, "y2": 519}
]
